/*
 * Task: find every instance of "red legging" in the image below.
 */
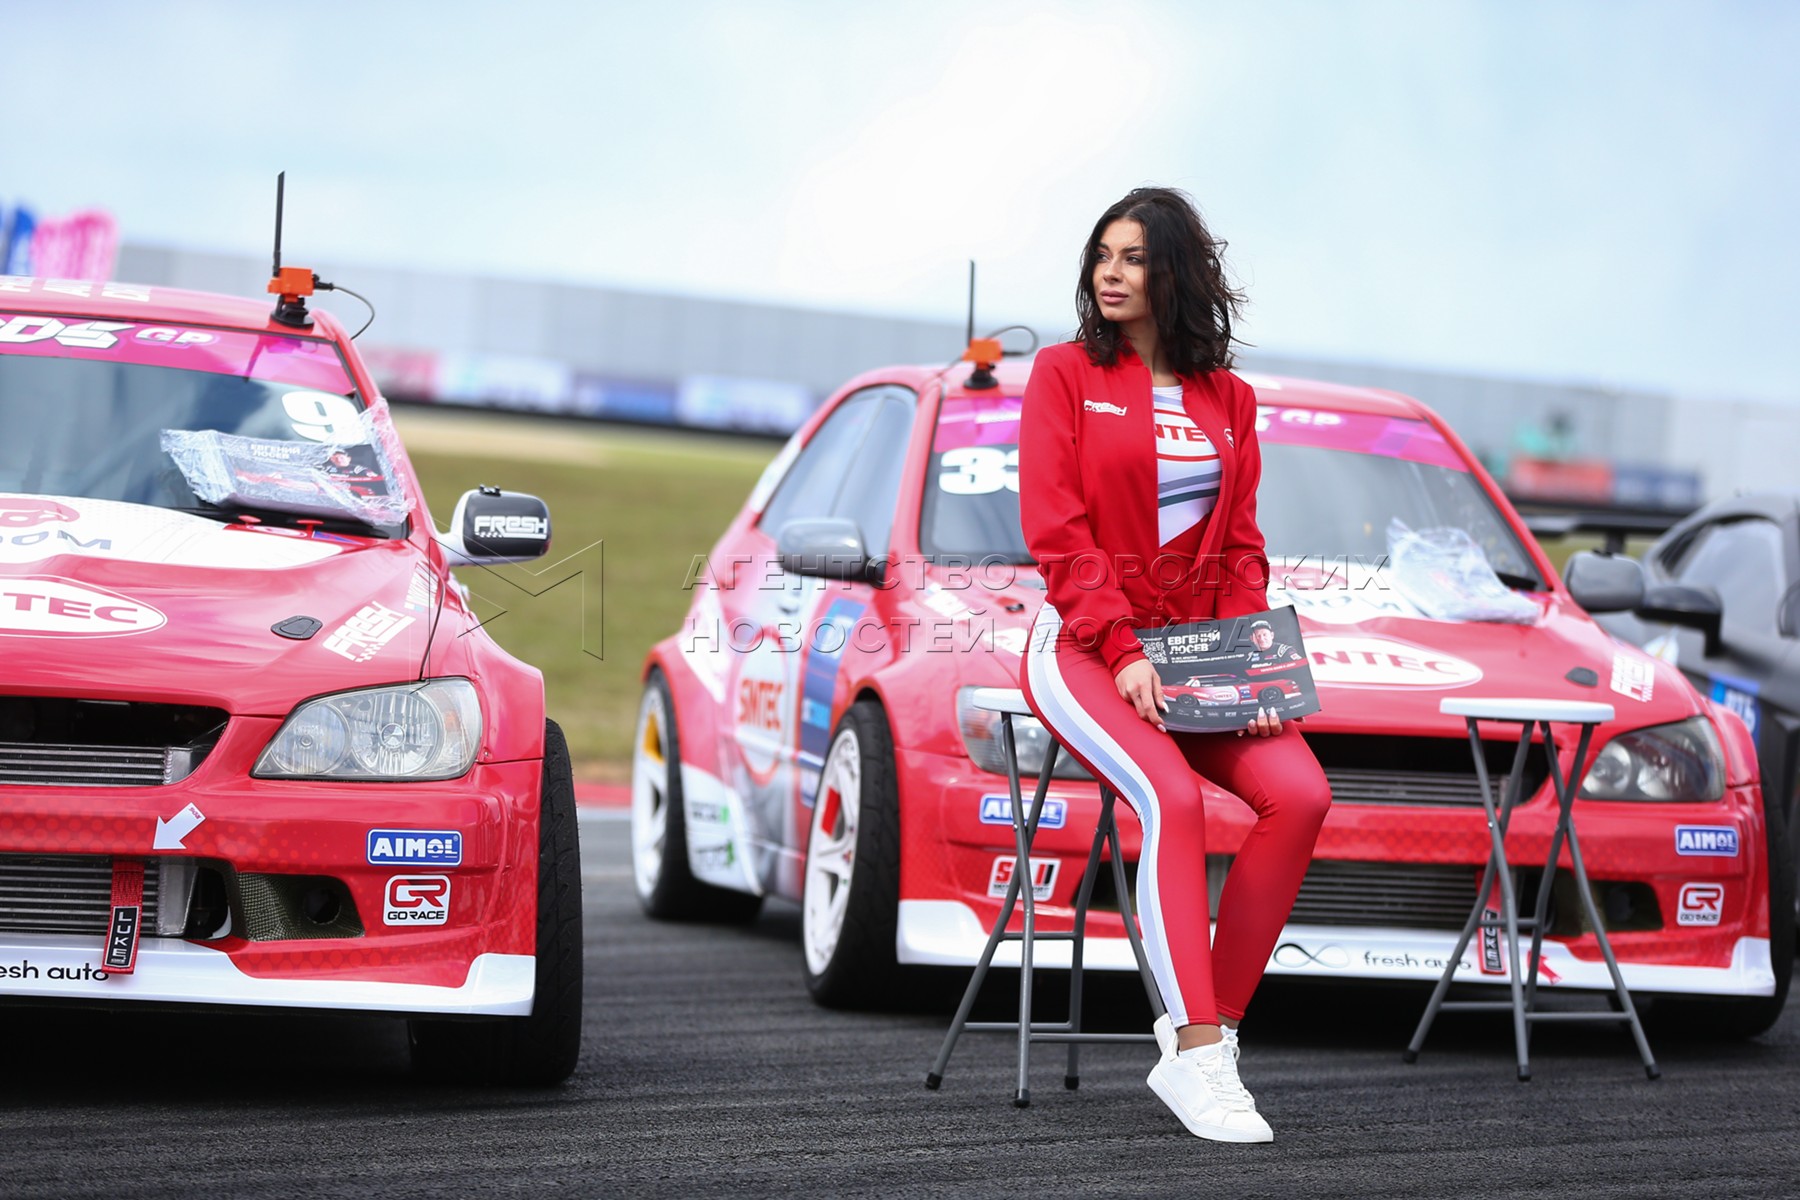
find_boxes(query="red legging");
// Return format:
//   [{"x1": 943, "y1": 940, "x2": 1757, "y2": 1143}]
[{"x1": 1022, "y1": 604, "x2": 1332, "y2": 1027}]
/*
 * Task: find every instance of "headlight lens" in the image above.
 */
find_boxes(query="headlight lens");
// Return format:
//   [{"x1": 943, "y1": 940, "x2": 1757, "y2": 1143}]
[
  {"x1": 1579, "y1": 717, "x2": 1723, "y2": 802},
  {"x1": 255, "y1": 679, "x2": 483, "y2": 781},
  {"x1": 955, "y1": 687, "x2": 1090, "y2": 780}
]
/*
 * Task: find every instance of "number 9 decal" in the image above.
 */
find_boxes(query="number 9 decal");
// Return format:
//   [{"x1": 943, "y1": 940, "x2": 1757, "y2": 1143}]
[
  {"x1": 938, "y1": 446, "x2": 1019, "y2": 495},
  {"x1": 283, "y1": 391, "x2": 363, "y2": 442}
]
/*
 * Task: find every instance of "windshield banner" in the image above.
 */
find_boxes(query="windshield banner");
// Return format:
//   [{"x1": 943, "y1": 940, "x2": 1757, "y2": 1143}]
[{"x1": 0, "y1": 313, "x2": 355, "y2": 395}]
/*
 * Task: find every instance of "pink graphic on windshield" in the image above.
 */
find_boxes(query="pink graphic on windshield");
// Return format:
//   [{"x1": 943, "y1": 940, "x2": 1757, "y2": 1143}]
[
  {"x1": 0, "y1": 314, "x2": 356, "y2": 395},
  {"x1": 933, "y1": 393, "x2": 1022, "y2": 452},
  {"x1": 1256, "y1": 406, "x2": 1465, "y2": 470}
]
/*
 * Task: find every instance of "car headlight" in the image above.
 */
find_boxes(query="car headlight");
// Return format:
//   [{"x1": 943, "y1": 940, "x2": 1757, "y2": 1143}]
[
  {"x1": 255, "y1": 679, "x2": 483, "y2": 781},
  {"x1": 955, "y1": 687, "x2": 1090, "y2": 780},
  {"x1": 1579, "y1": 717, "x2": 1723, "y2": 802}
]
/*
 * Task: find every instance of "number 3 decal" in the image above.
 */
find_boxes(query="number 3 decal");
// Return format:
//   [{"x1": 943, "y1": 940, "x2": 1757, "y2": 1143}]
[
  {"x1": 283, "y1": 391, "x2": 363, "y2": 442},
  {"x1": 938, "y1": 446, "x2": 1019, "y2": 495}
]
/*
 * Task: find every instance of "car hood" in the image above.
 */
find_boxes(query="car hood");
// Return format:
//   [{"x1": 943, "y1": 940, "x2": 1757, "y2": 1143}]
[
  {"x1": 937, "y1": 562, "x2": 1704, "y2": 741},
  {"x1": 0, "y1": 496, "x2": 438, "y2": 714}
]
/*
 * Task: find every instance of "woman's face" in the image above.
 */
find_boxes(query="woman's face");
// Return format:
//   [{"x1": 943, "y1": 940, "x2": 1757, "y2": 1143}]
[{"x1": 1092, "y1": 218, "x2": 1150, "y2": 326}]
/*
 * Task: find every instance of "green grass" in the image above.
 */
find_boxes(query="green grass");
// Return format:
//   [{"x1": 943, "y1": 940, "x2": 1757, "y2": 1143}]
[{"x1": 396, "y1": 409, "x2": 776, "y2": 780}]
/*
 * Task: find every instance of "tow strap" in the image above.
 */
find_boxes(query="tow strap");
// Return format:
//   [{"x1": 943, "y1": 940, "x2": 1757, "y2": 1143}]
[{"x1": 105, "y1": 859, "x2": 145, "y2": 974}]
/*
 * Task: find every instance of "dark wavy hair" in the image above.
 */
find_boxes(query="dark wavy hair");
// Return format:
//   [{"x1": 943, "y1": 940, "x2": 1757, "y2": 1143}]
[{"x1": 1074, "y1": 186, "x2": 1246, "y2": 376}]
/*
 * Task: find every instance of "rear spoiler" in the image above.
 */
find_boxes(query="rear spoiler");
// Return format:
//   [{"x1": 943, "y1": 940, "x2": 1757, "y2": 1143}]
[{"x1": 1514, "y1": 504, "x2": 1691, "y2": 554}]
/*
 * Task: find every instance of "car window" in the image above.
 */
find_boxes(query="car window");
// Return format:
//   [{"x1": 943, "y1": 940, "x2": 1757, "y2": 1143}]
[
  {"x1": 918, "y1": 393, "x2": 1537, "y2": 584},
  {"x1": 1673, "y1": 519, "x2": 1786, "y2": 634},
  {"x1": 757, "y1": 394, "x2": 877, "y2": 535},
  {"x1": 0, "y1": 319, "x2": 404, "y2": 536},
  {"x1": 830, "y1": 387, "x2": 916, "y2": 555}
]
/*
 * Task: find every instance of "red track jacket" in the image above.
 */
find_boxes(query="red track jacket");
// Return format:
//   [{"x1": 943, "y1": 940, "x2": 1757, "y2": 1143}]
[{"x1": 1019, "y1": 340, "x2": 1269, "y2": 675}]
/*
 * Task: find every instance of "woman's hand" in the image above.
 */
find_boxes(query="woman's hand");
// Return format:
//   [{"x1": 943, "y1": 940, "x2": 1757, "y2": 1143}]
[
  {"x1": 1240, "y1": 706, "x2": 1283, "y2": 738},
  {"x1": 1114, "y1": 659, "x2": 1167, "y2": 732}
]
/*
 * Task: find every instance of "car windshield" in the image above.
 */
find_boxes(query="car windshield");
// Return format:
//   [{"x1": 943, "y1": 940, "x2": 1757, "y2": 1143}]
[
  {"x1": 918, "y1": 389, "x2": 1539, "y2": 586},
  {"x1": 0, "y1": 314, "x2": 404, "y2": 536}
]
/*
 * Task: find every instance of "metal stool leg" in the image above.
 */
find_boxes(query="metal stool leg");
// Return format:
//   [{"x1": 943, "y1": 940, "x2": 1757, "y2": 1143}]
[
  {"x1": 1008, "y1": 715, "x2": 1038, "y2": 1107},
  {"x1": 1407, "y1": 724, "x2": 1535, "y2": 1072},
  {"x1": 1540, "y1": 722, "x2": 1660, "y2": 1080},
  {"x1": 1062, "y1": 790, "x2": 1110, "y2": 1091},
  {"x1": 925, "y1": 720, "x2": 1058, "y2": 1093}
]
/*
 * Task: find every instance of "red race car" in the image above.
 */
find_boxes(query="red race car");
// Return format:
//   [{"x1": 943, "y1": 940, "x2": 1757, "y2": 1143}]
[
  {"x1": 0, "y1": 275, "x2": 580, "y2": 1082},
  {"x1": 633, "y1": 349, "x2": 1790, "y2": 1035},
  {"x1": 1164, "y1": 673, "x2": 1303, "y2": 713}
]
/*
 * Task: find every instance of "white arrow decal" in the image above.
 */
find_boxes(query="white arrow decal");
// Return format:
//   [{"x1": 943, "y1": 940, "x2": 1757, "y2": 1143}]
[{"x1": 154, "y1": 803, "x2": 206, "y2": 850}]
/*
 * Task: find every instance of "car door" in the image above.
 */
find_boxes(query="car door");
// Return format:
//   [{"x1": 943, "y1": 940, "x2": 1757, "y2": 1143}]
[{"x1": 715, "y1": 386, "x2": 916, "y2": 894}]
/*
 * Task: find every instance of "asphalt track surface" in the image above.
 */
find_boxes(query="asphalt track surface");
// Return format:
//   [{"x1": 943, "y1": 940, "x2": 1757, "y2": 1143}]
[{"x1": 1, "y1": 810, "x2": 1795, "y2": 1199}]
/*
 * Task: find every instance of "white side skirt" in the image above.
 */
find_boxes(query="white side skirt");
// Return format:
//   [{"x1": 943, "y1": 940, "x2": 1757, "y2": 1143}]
[
  {"x1": 0, "y1": 934, "x2": 535, "y2": 1015},
  {"x1": 895, "y1": 900, "x2": 1777, "y2": 997}
]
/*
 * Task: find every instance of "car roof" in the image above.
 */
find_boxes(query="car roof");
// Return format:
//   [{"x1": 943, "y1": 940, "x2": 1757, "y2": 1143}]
[
  {"x1": 860, "y1": 353, "x2": 1433, "y2": 419},
  {"x1": 0, "y1": 276, "x2": 349, "y2": 339}
]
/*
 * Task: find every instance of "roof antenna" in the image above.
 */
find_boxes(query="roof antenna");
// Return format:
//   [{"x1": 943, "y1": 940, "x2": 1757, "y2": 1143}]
[
  {"x1": 267, "y1": 171, "x2": 316, "y2": 329},
  {"x1": 962, "y1": 259, "x2": 1000, "y2": 390}
]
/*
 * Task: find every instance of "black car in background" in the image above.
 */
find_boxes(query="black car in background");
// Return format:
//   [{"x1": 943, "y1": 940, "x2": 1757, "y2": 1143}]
[{"x1": 1580, "y1": 493, "x2": 1800, "y2": 930}]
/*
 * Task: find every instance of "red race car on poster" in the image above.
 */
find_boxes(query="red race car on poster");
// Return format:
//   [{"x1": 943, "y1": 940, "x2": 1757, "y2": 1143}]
[
  {"x1": 1164, "y1": 673, "x2": 1303, "y2": 713},
  {"x1": 0, "y1": 274, "x2": 580, "y2": 1083},
  {"x1": 632, "y1": 342, "x2": 1791, "y2": 1036}
]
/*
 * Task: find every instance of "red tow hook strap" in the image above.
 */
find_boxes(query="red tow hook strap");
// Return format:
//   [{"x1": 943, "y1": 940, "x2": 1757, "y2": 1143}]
[{"x1": 106, "y1": 859, "x2": 146, "y2": 974}]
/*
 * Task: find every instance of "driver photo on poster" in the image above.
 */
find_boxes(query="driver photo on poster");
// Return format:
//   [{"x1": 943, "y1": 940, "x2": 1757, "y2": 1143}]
[{"x1": 1136, "y1": 606, "x2": 1321, "y2": 732}]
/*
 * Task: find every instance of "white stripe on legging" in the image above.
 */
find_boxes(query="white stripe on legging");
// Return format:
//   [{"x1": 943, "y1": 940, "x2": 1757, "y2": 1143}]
[{"x1": 1025, "y1": 604, "x2": 1188, "y2": 1027}]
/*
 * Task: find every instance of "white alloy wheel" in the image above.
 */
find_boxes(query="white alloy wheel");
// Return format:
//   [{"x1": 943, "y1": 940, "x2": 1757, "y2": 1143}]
[
  {"x1": 803, "y1": 725, "x2": 863, "y2": 975},
  {"x1": 630, "y1": 683, "x2": 672, "y2": 901}
]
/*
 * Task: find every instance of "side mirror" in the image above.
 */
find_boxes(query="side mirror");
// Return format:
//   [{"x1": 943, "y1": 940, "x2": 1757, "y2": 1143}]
[
  {"x1": 1637, "y1": 583, "x2": 1724, "y2": 658},
  {"x1": 438, "y1": 486, "x2": 552, "y2": 565},
  {"x1": 1778, "y1": 584, "x2": 1800, "y2": 639},
  {"x1": 777, "y1": 517, "x2": 872, "y2": 582},
  {"x1": 1564, "y1": 551, "x2": 1646, "y2": 613}
]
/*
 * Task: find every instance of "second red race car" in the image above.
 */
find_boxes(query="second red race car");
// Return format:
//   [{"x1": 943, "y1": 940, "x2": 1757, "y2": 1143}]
[{"x1": 632, "y1": 345, "x2": 1790, "y2": 1036}]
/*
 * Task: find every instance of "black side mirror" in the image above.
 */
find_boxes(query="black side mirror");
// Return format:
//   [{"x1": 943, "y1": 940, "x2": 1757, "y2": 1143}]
[
  {"x1": 1564, "y1": 551, "x2": 1646, "y2": 613},
  {"x1": 1637, "y1": 583, "x2": 1724, "y2": 658},
  {"x1": 438, "y1": 486, "x2": 552, "y2": 564},
  {"x1": 777, "y1": 517, "x2": 872, "y2": 582},
  {"x1": 1779, "y1": 584, "x2": 1800, "y2": 639}
]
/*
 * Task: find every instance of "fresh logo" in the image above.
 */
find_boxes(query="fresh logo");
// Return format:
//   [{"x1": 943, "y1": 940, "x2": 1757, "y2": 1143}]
[
  {"x1": 473, "y1": 514, "x2": 547, "y2": 540},
  {"x1": 1674, "y1": 826, "x2": 1739, "y2": 857},
  {"x1": 979, "y1": 794, "x2": 1067, "y2": 829},
  {"x1": 1677, "y1": 882, "x2": 1724, "y2": 926},
  {"x1": 383, "y1": 876, "x2": 451, "y2": 925},
  {"x1": 367, "y1": 829, "x2": 463, "y2": 866},
  {"x1": 1083, "y1": 399, "x2": 1126, "y2": 416}
]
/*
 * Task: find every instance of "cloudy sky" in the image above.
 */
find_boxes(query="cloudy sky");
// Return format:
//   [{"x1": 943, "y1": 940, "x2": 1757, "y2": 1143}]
[{"x1": 3, "y1": 0, "x2": 1795, "y2": 401}]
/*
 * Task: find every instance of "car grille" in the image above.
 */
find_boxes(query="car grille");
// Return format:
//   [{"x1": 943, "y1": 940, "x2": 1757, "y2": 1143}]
[
  {"x1": 0, "y1": 854, "x2": 163, "y2": 937},
  {"x1": 1287, "y1": 860, "x2": 1479, "y2": 932},
  {"x1": 1083, "y1": 857, "x2": 1482, "y2": 933},
  {"x1": 1307, "y1": 733, "x2": 1551, "y2": 807},
  {"x1": 0, "y1": 743, "x2": 172, "y2": 787},
  {"x1": 0, "y1": 697, "x2": 226, "y2": 787}
]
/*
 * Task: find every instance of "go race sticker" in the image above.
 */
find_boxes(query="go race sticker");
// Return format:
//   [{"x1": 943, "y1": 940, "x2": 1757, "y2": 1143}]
[
  {"x1": 1305, "y1": 634, "x2": 1481, "y2": 688},
  {"x1": 1677, "y1": 882, "x2": 1724, "y2": 926},
  {"x1": 0, "y1": 576, "x2": 166, "y2": 638},
  {"x1": 383, "y1": 876, "x2": 451, "y2": 926}
]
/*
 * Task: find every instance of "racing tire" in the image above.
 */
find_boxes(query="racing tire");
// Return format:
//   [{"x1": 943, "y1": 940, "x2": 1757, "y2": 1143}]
[
  {"x1": 1651, "y1": 783, "x2": 1795, "y2": 1039},
  {"x1": 802, "y1": 698, "x2": 903, "y2": 1009},
  {"x1": 1257, "y1": 686, "x2": 1286, "y2": 707},
  {"x1": 408, "y1": 719, "x2": 584, "y2": 1085},
  {"x1": 630, "y1": 670, "x2": 763, "y2": 923}
]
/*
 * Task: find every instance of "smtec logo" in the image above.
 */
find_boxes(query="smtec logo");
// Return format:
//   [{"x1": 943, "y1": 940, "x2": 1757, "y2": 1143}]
[
  {"x1": 367, "y1": 829, "x2": 463, "y2": 866},
  {"x1": 1674, "y1": 826, "x2": 1739, "y2": 857}
]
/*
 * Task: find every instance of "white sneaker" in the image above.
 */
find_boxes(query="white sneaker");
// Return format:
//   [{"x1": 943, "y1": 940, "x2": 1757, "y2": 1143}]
[
  {"x1": 1146, "y1": 1043, "x2": 1274, "y2": 1143},
  {"x1": 1153, "y1": 1013, "x2": 1177, "y2": 1061},
  {"x1": 1154, "y1": 1018, "x2": 1241, "y2": 1067}
]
